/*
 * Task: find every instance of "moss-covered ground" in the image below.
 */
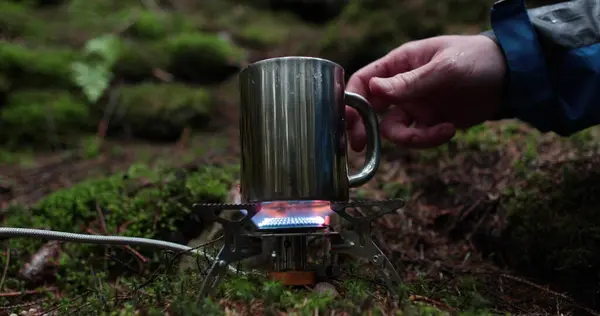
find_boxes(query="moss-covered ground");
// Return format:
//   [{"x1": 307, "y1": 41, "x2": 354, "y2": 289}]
[{"x1": 2, "y1": 0, "x2": 600, "y2": 315}]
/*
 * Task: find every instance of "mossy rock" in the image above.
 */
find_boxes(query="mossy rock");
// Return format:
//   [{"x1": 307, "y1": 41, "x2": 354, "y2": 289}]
[
  {"x1": 108, "y1": 83, "x2": 214, "y2": 141},
  {"x1": 0, "y1": 162, "x2": 237, "y2": 293},
  {"x1": 112, "y1": 40, "x2": 170, "y2": 83},
  {"x1": 126, "y1": 10, "x2": 197, "y2": 40},
  {"x1": 114, "y1": 33, "x2": 246, "y2": 84},
  {"x1": 163, "y1": 33, "x2": 246, "y2": 84},
  {"x1": 0, "y1": 2, "x2": 45, "y2": 39},
  {"x1": 0, "y1": 90, "x2": 93, "y2": 147},
  {"x1": 487, "y1": 159, "x2": 600, "y2": 307},
  {"x1": 0, "y1": 41, "x2": 78, "y2": 91},
  {"x1": 229, "y1": 11, "x2": 302, "y2": 49}
]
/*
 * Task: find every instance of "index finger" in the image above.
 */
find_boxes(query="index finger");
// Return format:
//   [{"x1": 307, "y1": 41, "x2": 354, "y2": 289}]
[{"x1": 346, "y1": 46, "x2": 416, "y2": 113}]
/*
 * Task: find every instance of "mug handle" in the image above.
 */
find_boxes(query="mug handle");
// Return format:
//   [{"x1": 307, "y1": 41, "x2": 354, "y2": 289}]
[{"x1": 344, "y1": 91, "x2": 381, "y2": 188}]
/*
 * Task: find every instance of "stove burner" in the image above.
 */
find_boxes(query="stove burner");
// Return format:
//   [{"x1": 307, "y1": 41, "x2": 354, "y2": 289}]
[
  {"x1": 257, "y1": 216, "x2": 326, "y2": 229},
  {"x1": 193, "y1": 198, "x2": 406, "y2": 298},
  {"x1": 250, "y1": 200, "x2": 333, "y2": 230}
]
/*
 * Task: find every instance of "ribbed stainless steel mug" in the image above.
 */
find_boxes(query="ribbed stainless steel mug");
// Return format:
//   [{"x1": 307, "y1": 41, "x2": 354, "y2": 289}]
[{"x1": 238, "y1": 56, "x2": 381, "y2": 202}]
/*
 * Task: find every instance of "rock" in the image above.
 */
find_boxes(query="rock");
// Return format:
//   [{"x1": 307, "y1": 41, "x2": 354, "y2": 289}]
[
  {"x1": 163, "y1": 33, "x2": 246, "y2": 84},
  {"x1": 109, "y1": 83, "x2": 213, "y2": 141},
  {"x1": 0, "y1": 2, "x2": 44, "y2": 39},
  {"x1": 314, "y1": 282, "x2": 339, "y2": 297},
  {"x1": 114, "y1": 32, "x2": 246, "y2": 85},
  {"x1": 113, "y1": 40, "x2": 170, "y2": 83},
  {"x1": 125, "y1": 10, "x2": 196, "y2": 41},
  {"x1": 0, "y1": 41, "x2": 77, "y2": 91},
  {"x1": 0, "y1": 90, "x2": 92, "y2": 148}
]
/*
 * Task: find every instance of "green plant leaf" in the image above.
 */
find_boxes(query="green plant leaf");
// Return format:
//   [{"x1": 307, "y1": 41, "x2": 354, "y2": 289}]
[
  {"x1": 71, "y1": 61, "x2": 112, "y2": 103},
  {"x1": 83, "y1": 34, "x2": 121, "y2": 66}
]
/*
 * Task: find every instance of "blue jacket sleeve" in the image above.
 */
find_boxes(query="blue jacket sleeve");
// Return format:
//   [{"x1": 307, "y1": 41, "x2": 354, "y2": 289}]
[{"x1": 482, "y1": 0, "x2": 600, "y2": 136}]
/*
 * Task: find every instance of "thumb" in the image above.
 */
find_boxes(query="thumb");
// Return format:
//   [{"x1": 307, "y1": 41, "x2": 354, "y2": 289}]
[{"x1": 369, "y1": 60, "x2": 446, "y2": 102}]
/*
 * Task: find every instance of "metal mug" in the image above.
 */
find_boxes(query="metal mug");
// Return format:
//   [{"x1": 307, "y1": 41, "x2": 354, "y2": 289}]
[{"x1": 238, "y1": 56, "x2": 381, "y2": 202}]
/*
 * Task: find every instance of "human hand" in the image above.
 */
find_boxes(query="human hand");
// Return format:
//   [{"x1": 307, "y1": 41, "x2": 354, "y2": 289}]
[{"x1": 345, "y1": 35, "x2": 507, "y2": 150}]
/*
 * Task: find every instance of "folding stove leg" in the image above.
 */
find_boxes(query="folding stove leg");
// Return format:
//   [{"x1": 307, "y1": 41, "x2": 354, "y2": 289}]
[
  {"x1": 330, "y1": 199, "x2": 405, "y2": 293},
  {"x1": 192, "y1": 203, "x2": 263, "y2": 298}
]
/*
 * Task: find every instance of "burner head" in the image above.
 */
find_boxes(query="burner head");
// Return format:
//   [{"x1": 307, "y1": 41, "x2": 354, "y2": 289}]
[{"x1": 249, "y1": 200, "x2": 332, "y2": 231}]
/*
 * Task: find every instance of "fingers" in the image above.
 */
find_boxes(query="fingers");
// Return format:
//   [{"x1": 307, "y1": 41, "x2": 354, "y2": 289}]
[
  {"x1": 345, "y1": 50, "x2": 413, "y2": 152},
  {"x1": 380, "y1": 107, "x2": 456, "y2": 148},
  {"x1": 344, "y1": 105, "x2": 363, "y2": 151},
  {"x1": 346, "y1": 49, "x2": 413, "y2": 113},
  {"x1": 369, "y1": 59, "x2": 444, "y2": 103},
  {"x1": 345, "y1": 38, "x2": 448, "y2": 151}
]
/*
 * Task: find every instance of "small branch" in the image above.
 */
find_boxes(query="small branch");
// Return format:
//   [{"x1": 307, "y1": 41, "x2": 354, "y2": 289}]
[
  {"x1": 95, "y1": 203, "x2": 108, "y2": 235},
  {"x1": 409, "y1": 294, "x2": 457, "y2": 312},
  {"x1": 85, "y1": 228, "x2": 149, "y2": 264},
  {"x1": 0, "y1": 287, "x2": 57, "y2": 297},
  {"x1": 98, "y1": 83, "x2": 122, "y2": 139},
  {"x1": 0, "y1": 246, "x2": 9, "y2": 291},
  {"x1": 177, "y1": 127, "x2": 191, "y2": 151}
]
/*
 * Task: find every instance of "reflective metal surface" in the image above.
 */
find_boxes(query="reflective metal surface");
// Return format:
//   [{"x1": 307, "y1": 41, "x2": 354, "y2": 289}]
[{"x1": 239, "y1": 56, "x2": 381, "y2": 202}]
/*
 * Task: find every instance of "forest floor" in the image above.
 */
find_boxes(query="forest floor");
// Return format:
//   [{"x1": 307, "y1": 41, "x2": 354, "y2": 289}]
[
  {"x1": 2, "y1": 0, "x2": 600, "y2": 315},
  {"x1": 3, "y1": 89, "x2": 600, "y2": 315}
]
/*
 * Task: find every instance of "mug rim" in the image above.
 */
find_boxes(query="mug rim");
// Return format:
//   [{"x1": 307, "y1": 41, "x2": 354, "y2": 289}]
[{"x1": 240, "y1": 56, "x2": 343, "y2": 73}]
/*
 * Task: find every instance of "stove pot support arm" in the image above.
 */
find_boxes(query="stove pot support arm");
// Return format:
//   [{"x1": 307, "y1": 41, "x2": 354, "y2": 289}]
[{"x1": 345, "y1": 92, "x2": 381, "y2": 187}]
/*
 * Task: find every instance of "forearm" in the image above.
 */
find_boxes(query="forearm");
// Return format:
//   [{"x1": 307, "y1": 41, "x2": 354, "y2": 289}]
[{"x1": 483, "y1": 0, "x2": 600, "y2": 136}]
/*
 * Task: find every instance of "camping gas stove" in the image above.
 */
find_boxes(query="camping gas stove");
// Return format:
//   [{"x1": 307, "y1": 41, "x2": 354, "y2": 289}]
[
  {"x1": 192, "y1": 56, "x2": 405, "y2": 297},
  {"x1": 192, "y1": 198, "x2": 405, "y2": 297}
]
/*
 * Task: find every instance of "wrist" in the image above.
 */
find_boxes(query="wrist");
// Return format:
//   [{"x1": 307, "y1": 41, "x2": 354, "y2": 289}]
[{"x1": 479, "y1": 30, "x2": 514, "y2": 120}]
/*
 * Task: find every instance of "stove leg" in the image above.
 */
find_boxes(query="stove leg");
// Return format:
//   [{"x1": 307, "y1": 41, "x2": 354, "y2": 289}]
[
  {"x1": 330, "y1": 199, "x2": 405, "y2": 294},
  {"x1": 193, "y1": 202, "x2": 263, "y2": 298},
  {"x1": 199, "y1": 246, "x2": 229, "y2": 298}
]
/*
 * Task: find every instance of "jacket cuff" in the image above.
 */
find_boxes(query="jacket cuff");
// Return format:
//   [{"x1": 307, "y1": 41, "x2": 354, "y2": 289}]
[
  {"x1": 489, "y1": 0, "x2": 553, "y2": 123},
  {"x1": 480, "y1": 29, "x2": 498, "y2": 44}
]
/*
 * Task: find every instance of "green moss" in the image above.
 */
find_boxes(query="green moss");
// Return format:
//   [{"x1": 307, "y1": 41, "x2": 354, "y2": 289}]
[
  {"x1": 0, "y1": 2, "x2": 44, "y2": 38},
  {"x1": 237, "y1": 24, "x2": 288, "y2": 47},
  {"x1": 228, "y1": 11, "x2": 301, "y2": 48},
  {"x1": 163, "y1": 32, "x2": 246, "y2": 84},
  {"x1": 453, "y1": 123, "x2": 500, "y2": 150},
  {"x1": 1, "y1": 163, "x2": 236, "y2": 292},
  {"x1": 498, "y1": 159, "x2": 600, "y2": 306},
  {"x1": 0, "y1": 148, "x2": 35, "y2": 166},
  {"x1": 112, "y1": 83, "x2": 213, "y2": 141},
  {"x1": 112, "y1": 40, "x2": 169, "y2": 82},
  {"x1": 0, "y1": 90, "x2": 92, "y2": 147},
  {"x1": 0, "y1": 41, "x2": 77, "y2": 90},
  {"x1": 127, "y1": 10, "x2": 196, "y2": 40},
  {"x1": 114, "y1": 32, "x2": 245, "y2": 84}
]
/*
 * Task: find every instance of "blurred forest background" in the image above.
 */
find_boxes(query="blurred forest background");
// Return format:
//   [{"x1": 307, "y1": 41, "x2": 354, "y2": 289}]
[{"x1": 2, "y1": 0, "x2": 600, "y2": 315}]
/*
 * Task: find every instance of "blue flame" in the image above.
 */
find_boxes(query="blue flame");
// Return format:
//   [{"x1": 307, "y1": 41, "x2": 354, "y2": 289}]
[{"x1": 244, "y1": 200, "x2": 332, "y2": 230}]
